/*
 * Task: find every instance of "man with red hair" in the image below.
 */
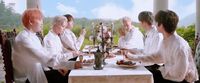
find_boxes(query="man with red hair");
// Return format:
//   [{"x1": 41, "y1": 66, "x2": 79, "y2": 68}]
[{"x1": 12, "y1": 8, "x2": 78, "y2": 83}]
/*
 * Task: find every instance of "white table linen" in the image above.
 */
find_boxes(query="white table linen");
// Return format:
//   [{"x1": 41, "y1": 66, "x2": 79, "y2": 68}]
[{"x1": 69, "y1": 46, "x2": 153, "y2": 83}]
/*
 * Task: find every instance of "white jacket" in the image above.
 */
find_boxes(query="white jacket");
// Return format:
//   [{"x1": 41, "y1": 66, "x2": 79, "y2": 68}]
[
  {"x1": 143, "y1": 26, "x2": 163, "y2": 55},
  {"x1": 118, "y1": 27, "x2": 144, "y2": 50},
  {"x1": 129, "y1": 33, "x2": 199, "y2": 82},
  {"x1": 60, "y1": 29, "x2": 84, "y2": 51},
  {"x1": 12, "y1": 29, "x2": 75, "y2": 83},
  {"x1": 43, "y1": 30, "x2": 74, "y2": 63}
]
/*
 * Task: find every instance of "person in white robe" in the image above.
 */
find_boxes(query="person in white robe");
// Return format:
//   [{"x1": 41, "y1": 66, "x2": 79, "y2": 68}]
[
  {"x1": 12, "y1": 9, "x2": 82, "y2": 83},
  {"x1": 125, "y1": 10, "x2": 199, "y2": 83},
  {"x1": 127, "y1": 11, "x2": 163, "y2": 66},
  {"x1": 195, "y1": 41, "x2": 200, "y2": 81},
  {"x1": 118, "y1": 17, "x2": 144, "y2": 50},
  {"x1": 118, "y1": 27, "x2": 126, "y2": 48},
  {"x1": 138, "y1": 11, "x2": 163, "y2": 55},
  {"x1": 43, "y1": 16, "x2": 79, "y2": 63},
  {"x1": 60, "y1": 14, "x2": 86, "y2": 51}
]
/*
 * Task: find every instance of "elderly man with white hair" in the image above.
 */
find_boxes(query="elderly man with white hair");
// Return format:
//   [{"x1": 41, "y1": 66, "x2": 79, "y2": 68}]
[
  {"x1": 44, "y1": 16, "x2": 81, "y2": 62},
  {"x1": 118, "y1": 17, "x2": 144, "y2": 50},
  {"x1": 43, "y1": 16, "x2": 82, "y2": 83}
]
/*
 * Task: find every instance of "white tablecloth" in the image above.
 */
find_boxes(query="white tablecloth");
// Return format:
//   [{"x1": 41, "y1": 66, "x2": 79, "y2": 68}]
[
  {"x1": 82, "y1": 45, "x2": 97, "y2": 53},
  {"x1": 69, "y1": 52, "x2": 153, "y2": 83}
]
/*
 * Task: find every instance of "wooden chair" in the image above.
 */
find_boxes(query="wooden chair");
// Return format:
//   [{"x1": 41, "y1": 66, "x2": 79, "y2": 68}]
[{"x1": 0, "y1": 29, "x2": 17, "y2": 83}]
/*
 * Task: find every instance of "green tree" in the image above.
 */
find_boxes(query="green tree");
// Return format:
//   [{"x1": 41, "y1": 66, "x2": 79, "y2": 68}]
[
  {"x1": 0, "y1": 0, "x2": 21, "y2": 29},
  {"x1": 176, "y1": 25, "x2": 195, "y2": 52}
]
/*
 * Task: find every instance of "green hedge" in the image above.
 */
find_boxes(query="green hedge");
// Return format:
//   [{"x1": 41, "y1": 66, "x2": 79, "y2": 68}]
[{"x1": 6, "y1": 24, "x2": 195, "y2": 51}]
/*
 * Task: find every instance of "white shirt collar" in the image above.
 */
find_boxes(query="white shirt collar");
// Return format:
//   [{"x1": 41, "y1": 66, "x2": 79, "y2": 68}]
[
  {"x1": 163, "y1": 32, "x2": 177, "y2": 42},
  {"x1": 146, "y1": 26, "x2": 156, "y2": 35},
  {"x1": 64, "y1": 29, "x2": 72, "y2": 34},
  {"x1": 50, "y1": 30, "x2": 58, "y2": 36},
  {"x1": 24, "y1": 28, "x2": 36, "y2": 36}
]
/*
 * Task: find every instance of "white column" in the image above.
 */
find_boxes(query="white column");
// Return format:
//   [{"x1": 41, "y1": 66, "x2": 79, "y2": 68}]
[
  {"x1": 195, "y1": 0, "x2": 200, "y2": 77},
  {"x1": 26, "y1": 0, "x2": 43, "y2": 38},
  {"x1": 196, "y1": 0, "x2": 200, "y2": 38},
  {"x1": 153, "y1": 0, "x2": 168, "y2": 15},
  {"x1": 27, "y1": 0, "x2": 41, "y2": 9}
]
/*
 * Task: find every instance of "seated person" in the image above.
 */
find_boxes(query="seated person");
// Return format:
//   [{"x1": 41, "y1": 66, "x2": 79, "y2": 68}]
[
  {"x1": 128, "y1": 11, "x2": 163, "y2": 66},
  {"x1": 125, "y1": 10, "x2": 199, "y2": 83},
  {"x1": 43, "y1": 16, "x2": 79, "y2": 62},
  {"x1": 118, "y1": 27, "x2": 126, "y2": 48},
  {"x1": 118, "y1": 17, "x2": 144, "y2": 50},
  {"x1": 130, "y1": 11, "x2": 163, "y2": 55},
  {"x1": 12, "y1": 8, "x2": 82, "y2": 83},
  {"x1": 195, "y1": 41, "x2": 200, "y2": 81},
  {"x1": 60, "y1": 14, "x2": 86, "y2": 51}
]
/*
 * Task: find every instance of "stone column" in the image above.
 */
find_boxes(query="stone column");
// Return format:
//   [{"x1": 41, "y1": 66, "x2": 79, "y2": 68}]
[
  {"x1": 195, "y1": 0, "x2": 200, "y2": 79},
  {"x1": 196, "y1": 0, "x2": 200, "y2": 39},
  {"x1": 27, "y1": 0, "x2": 41, "y2": 9},
  {"x1": 153, "y1": 0, "x2": 168, "y2": 15}
]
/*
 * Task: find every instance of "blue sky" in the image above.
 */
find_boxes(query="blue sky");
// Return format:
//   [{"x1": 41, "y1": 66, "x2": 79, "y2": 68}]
[
  {"x1": 4, "y1": 0, "x2": 196, "y2": 22},
  {"x1": 41, "y1": 0, "x2": 133, "y2": 18}
]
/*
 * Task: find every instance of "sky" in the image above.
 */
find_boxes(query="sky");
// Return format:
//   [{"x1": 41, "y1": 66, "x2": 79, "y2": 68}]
[{"x1": 3, "y1": 0, "x2": 196, "y2": 22}]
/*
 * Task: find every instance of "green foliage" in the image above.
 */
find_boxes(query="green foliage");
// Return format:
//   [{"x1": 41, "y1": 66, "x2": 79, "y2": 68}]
[
  {"x1": 71, "y1": 25, "x2": 81, "y2": 36},
  {"x1": 0, "y1": 0, "x2": 21, "y2": 29},
  {"x1": 43, "y1": 23, "x2": 51, "y2": 35},
  {"x1": 176, "y1": 25, "x2": 195, "y2": 51},
  {"x1": 0, "y1": 0, "x2": 196, "y2": 51}
]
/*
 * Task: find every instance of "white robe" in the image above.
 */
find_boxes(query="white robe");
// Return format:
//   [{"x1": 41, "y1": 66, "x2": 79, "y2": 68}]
[
  {"x1": 118, "y1": 27, "x2": 144, "y2": 50},
  {"x1": 12, "y1": 29, "x2": 75, "y2": 83},
  {"x1": 128, "y1": 33, "x2": 199, "y2": 82},
  {"x1": 60, "y1": 29, "x2": 84, "y2": 51},
  {"x1": 143, "y1": 26, "x2": 163, "y2": 55},
  {"x1": 195, "y1": 41, "x2": 200, "y2": 77},
  {"x1": 43, "y1": 30, "x2": 75, "y2": 70},
  {"x1": 44, "y1": 30, "x2": 74, "y2": 61}
]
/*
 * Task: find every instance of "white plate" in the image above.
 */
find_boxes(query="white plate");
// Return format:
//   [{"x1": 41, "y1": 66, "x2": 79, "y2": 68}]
[
  {"x1": 82, "y1": 62, "x2": 94, "y2": 66},
  {"x1": 82, "y1": 59, "x2": 94, "y2": 66},
  {"x1": 117, "y1": 64, "x2": 137, "y2": 68}
]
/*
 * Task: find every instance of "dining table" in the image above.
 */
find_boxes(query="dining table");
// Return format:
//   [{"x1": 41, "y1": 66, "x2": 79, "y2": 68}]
[{"x1": 68, "y1": 45, "x2": 153, "y2": 83}]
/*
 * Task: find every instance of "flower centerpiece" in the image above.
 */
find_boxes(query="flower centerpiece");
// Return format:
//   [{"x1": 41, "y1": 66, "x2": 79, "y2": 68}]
[{"x1": 90, "y1": 22, "x2": 114, "y2": 70}]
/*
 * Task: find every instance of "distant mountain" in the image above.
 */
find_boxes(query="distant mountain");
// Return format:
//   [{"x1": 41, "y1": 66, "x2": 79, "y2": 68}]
[{"x1": 178, "y1": 13, "x2": 195, "y2": 27}]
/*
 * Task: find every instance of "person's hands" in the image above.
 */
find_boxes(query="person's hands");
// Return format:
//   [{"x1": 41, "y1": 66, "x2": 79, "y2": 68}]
[
  {"x1": 128, "y1": 49, "x2": 137, "y2": 54},
  {"x1": 74, "y1": 61, "x2": 82, "y2": 69},
  {"x1": 80, "y1": 29, "x2": 86, "y2": 36},
  {"x1": 72, "y1": 51, "x2": 84, "y2": 57},
  {"x1": 121, "y1": 49, "x2": 135, "y2": 61},
  {"x1": 123, "y1": 51, "x2": 129, "y2": 59},
  {"x1": 128, "y1": 49, "x2": 141, "y2": 54},
  {"x1": 123, "y1": 51, "x2": 139, "y2": 61},
  {"x1": 121, "y1": 49, "x2": 128, "y2": 57},
  {"x1": 58, "y1": 67, "x2": 69, "y2": 76}
]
